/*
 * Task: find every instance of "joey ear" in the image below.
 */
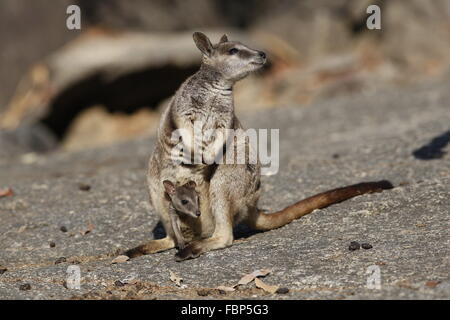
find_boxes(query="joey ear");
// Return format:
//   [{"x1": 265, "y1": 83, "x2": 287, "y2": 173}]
[
  {"x1": 193, "y1": 32, "x2": 213, "y2": 57},
  {"x1": 163, "y1": 180, "x2": 175, "y2": 195},
  {"x1": 185, "y1": 180, "x2": 197, "y2": 189},
  {"x1": 219, "y1": 34, "x2": 228, "y2": 44}
]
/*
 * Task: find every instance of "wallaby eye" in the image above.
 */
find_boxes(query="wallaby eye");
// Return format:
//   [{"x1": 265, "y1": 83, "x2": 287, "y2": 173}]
[
  {"x1": 229, "y1": 48, "x2": 239, "y2": 55},
  {"x1": 181, "y1": 199, "x2": 189, "y2": 205}
]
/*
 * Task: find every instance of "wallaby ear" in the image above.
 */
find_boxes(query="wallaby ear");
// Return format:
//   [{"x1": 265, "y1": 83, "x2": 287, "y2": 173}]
[
  {"x1": 163, "y1": 180, "x2": 176, "y2": 195},
  {"x1": 193, "y1": 32, "x2": 213, "y2": 57},
  {"x1": 185, "y1": 180, "x2": 197, "y2": 189},
  {"x1": 219, "y1": 34, "x2": 228, "y2": 44}
]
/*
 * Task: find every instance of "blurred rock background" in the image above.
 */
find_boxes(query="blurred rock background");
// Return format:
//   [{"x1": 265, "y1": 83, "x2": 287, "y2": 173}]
[{"x1": 1, "y1": 0, "x2": 449, "y2": 155}]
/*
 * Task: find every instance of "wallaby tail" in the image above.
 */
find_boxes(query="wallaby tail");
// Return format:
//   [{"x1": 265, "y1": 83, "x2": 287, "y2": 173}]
[{"x1": 250, "y1": 180, "x2": 393, "y2": 231}]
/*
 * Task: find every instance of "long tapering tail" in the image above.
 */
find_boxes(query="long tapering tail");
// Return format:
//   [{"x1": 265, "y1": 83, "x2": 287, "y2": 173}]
[{"x1": 250, "y1": 180, "x2": 393, "y2": 231}]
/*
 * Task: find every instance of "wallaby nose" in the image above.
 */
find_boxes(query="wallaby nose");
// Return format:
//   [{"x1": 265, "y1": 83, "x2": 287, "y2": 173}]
[
  {"x1": 195, "y1": 211, "x2": 201, "y2": 217},
  {"x1": 258, "y1": 51, "x2": 266, "y2": 59}
]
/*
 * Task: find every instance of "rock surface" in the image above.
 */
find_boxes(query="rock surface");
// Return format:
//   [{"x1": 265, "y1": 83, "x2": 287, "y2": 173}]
[{"x1": 0, "y1": 80, "x2": 449, "y2": 300}]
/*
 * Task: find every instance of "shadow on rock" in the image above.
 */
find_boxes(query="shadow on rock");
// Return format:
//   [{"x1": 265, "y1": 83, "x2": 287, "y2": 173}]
[{"x1": 413, "y1": 129, "x2": 450, "y2": 160}]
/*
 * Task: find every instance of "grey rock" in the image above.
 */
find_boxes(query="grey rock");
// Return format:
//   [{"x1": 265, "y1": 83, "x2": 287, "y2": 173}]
[{"x1": 0, "y1": 80, "x2": 449, "y2": 299}]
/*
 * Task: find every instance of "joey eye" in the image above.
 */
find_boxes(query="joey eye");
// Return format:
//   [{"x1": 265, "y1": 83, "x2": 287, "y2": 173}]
[
  {"x1": 181, "y1": 199, "x2": 189, "y2": 205},
  {"x1": 229, "y1": 48, "x2": 239, "y2": 55}
]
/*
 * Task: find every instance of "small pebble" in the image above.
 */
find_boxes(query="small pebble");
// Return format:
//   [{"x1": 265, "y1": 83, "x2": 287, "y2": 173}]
[
  {"x1": 60, "y1": 226, "x2": 68, "y2": 233},
  {"x1": 55, "y1": 257, "x2": 67, "y2": 264},
  {"x1": 78, "y1": 183, "x2": 91, "y2": 191},
  {"x1": 0, "y1": 266, "x2": 7, "y2": 275},
  {"x1": 49, "y1": 241, "x2": 56, "y2": 248},
  {"x1": 114, "y1": 280, "x2": 125, "y2": 287},
  {"x1": 197, "y1": 289, "x2": 211, "y2": 296},
  {"x1": 349, "y1": 241, "x2": 360, "y2": 251},
  {"x1": 19, "y1": 283, "x2": 31, "y2": 291},
  {"x1": 276, "y1": 287, "x2": 290, "y2": 294},
  {"x1": 361, "y1": 243, "x2": 373, "y2": 250}
]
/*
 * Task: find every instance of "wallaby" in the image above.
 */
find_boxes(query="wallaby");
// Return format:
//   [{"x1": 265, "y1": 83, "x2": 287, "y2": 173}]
[
  {"x1": 124, "y1": 32, "x2": 393, "y2": 261},
  {"x1": 163, "y1": 180, "x2": 200, "y2": 250}
]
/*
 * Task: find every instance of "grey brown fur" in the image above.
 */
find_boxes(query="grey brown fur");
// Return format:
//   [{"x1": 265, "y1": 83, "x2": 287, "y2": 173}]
[
  {"x1": 124, "y1": 32, "x2": 392, "y2": 261},
  {"x1": 163, "y1": 180, "x2": 200, "y2": 250}
]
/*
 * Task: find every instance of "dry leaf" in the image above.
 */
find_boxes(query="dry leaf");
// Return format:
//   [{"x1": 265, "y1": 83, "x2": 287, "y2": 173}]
[
  {"x1": 236, "y1": 269, "x2": 272, "y2": 286},
  {"x1": 169, "y1": 270, "x2": 183, "y2": 287},
  {"x1": 111, "y1": 255, "x2": 129, "y2": 264},
  {"x1": 425, "y1": 281, "x2": 441, "y2": 288},
  {"x1": 255, "y1": 278, "x2": 279, "y2": 294},
  {"x1": 216, "y1": 286, "x2": 235, "y2": 292},
  {"x1": 0, "y1": 188, "x2": 13, "y2": 198},
  {"x1": 82, "y1": 222, "x2": 94, "y2": 235},
  {"x1": 254, "y1": 269, "x2": 271, "y2": 277}
]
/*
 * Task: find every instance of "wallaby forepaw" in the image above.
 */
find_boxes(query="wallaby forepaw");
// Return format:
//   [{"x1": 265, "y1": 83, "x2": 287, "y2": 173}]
[{"x1": 175, "y1": 244, "x2": 201, "y2": 261}]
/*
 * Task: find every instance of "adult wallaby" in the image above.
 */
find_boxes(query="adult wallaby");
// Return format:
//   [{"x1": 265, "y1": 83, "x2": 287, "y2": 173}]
[{"x1": 124, "y1": 32, "x2": 393, "y2": 261}]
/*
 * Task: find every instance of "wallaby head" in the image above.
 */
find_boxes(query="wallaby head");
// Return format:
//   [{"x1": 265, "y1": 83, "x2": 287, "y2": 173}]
[
  {"x1": 193, "y1": 32, "x2": 266, "y2": 82},
  {"x1": 163, "y1": 180, "x2": 200, "y2": 218}
]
